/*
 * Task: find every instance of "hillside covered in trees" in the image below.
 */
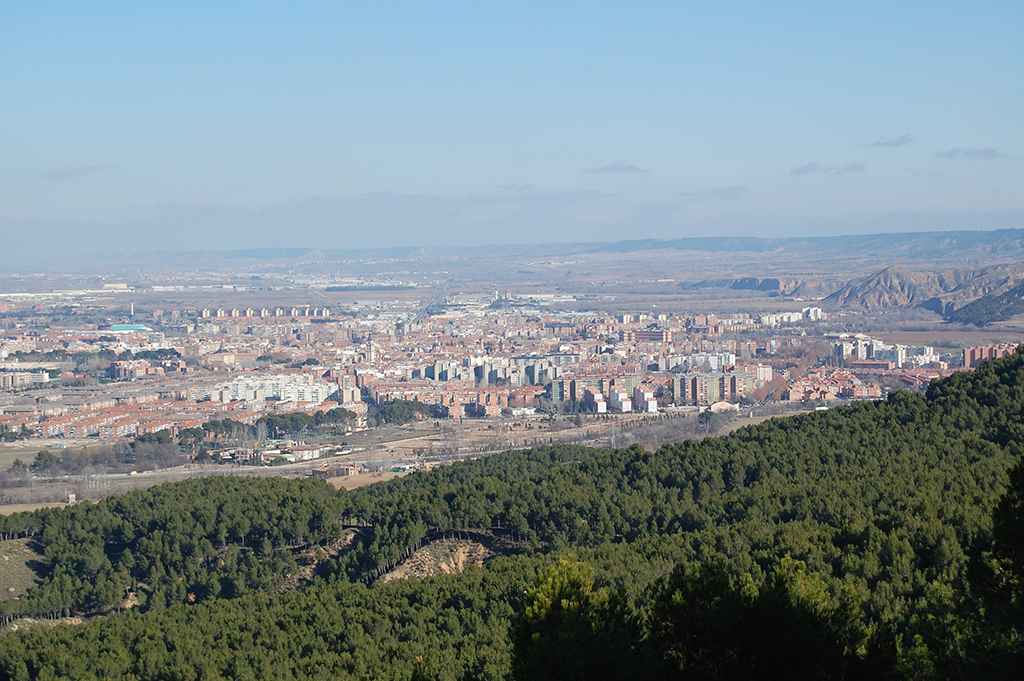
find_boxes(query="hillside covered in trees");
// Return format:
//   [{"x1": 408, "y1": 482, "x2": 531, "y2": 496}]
[
  {"x1": 1, "y1": 350, "x2": 1023, "y2": 679},
  {"x1": 0, "y1": 477, "x2": 343, "y2": 618}
]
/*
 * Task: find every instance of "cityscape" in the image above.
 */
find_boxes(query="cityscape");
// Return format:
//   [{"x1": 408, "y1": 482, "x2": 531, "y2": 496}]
[
  {"x1": 2, "y1": 2, "x2": 1023, "y2": 679},
  {"x1": 1, "y1": 252, "x2": 1020, "y2": 502}
]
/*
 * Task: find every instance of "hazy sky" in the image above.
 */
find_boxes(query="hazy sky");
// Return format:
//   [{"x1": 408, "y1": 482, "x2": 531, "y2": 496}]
[{"x1": 3, "y1": 2, "x2": 1022, "y2": 257}]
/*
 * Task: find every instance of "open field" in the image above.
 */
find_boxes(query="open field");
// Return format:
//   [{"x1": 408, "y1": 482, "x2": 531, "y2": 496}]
[
  {"x1": 0, "y1": 446, "x2": 40, "y2": 471},
  {"x1": 717, "y1": 413, "x2": 792, "y2": 435},
  {"x1": 0, "y1": 452, "x2": 29, "y2": 472},
  {"x1": 0, "y1": 502, "x2": 66, "y2": 516},
  {"x1": 555, "y1": 290, "x2": 821, "y2": 315},
  {"x1": 988, "y1": 316, "x2": 1024, "y2": 332},
  {"x1": 327, "y1": 471, "x2": 398, "y2": 491},
  {"x1": 0, "y1": 408, "x2": 809, "y2": 516},
  {"x1": 120, "y1": 286, "x2": 430, "y2": 314},
  {"x1": 868, "y1": 325, "x2": 1024, "y2": 348},
  {"x1": 0, "y1": 439, "x2": 95, "y2": 472},
  {"x1": 0, "y1": 538, "x2": 42, "y2": 601}
]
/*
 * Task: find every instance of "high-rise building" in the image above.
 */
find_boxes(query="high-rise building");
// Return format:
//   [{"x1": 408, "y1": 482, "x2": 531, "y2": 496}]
[
  {"x1": 608, "y1": 390, "x2": 632, "y2": 413},
  {"x1": 672, "y1": 374, "x2": 688, "y2": 404},
  {"x1": 963, "y1": 343, "x2": 1020, "y2": 369},
  {"x1": 677, "y1": 373, "x2": 727, "y2": 405},
  {"x1": 582, "y1": 387, "x2": 607, "y2": 413},
  {"x1": 632, "y1": 386, "x2": 657, "y2": 413},
  {"x1": 547, "y1": 379, "x2": 570, "y2": 402}
]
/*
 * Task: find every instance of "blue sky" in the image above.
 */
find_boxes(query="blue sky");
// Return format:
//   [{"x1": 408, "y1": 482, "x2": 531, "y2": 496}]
[{"x1": 2, "y1": 2, "x2": 1022, "y2": 255}]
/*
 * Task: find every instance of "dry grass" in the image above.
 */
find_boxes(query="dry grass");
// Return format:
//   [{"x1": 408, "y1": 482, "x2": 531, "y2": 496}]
[
  {"x1": 0, "y1": 502, "x2": 66, "y2": 516},
  {"x1": 876, "y1": 327, "x2": 1024, "y2": 347},
  {"x1": 379, "y1": 539, "x2": 493, "y2": 583},
  {"x1": 327, "y1": 471, "x2": 398, "y2": 491},
  {"x1": 0, "y1": 448, "x2": 37, "y2": 471},
  {"x1": 0, "y1": 538, "x2": 42, "y2": 601},
  {"x1": 0, "y1": 439, "x2": 92, "y2": 471}
]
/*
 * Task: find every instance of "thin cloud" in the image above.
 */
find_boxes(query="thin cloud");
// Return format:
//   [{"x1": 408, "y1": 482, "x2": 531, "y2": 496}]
[
  {"x1": 498, "y1": 183, "x2": 537, "y2": 194},
  {"x1": 909, "y1": 168, "x2": 945, "y2": 179},
  {"x1": 935, "y1": 147, "x2": 1008, "y2": 160},
  {"x1": 479, "y1": 187, "x2": 615, "y2": 204},
  {"x1": 866, "y1": 133, "x2": 914, "y2": 148},
  {"x1": 42, "y1": 164, "x2": 111, "y2": 182},
  {"x1": 679, "y1": 185, "x2": 749, "y2": 200},
  {"x1": 790, "y1": 162, "x2": 865, "y2": 177},
  {"x1": 583, "y1": 161, "x2": 648, "y2": 175}
]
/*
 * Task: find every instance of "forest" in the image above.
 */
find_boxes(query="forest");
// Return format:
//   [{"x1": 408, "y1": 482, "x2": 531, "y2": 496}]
[
  {"x1": 0, "y1": 350, "x2": 1022, "y2": 679},
  {"x1": 367, "y1": 398, "x2": 437, "y2": 426},
  {"x1": 0, "y1": 477, "x2": 343, "y2": 618}
]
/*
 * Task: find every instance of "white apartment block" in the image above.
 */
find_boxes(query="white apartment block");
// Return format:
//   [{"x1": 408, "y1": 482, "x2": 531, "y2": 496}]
[
  {"x1": 199, "y1": 374, "x2": 334, "y2": 405},
  {"x1": 632, "y1": 386, "x2": 657, "y2": 414},
  {"x1": 608, "y1": 390, "x2": 632, "y2": 413}
]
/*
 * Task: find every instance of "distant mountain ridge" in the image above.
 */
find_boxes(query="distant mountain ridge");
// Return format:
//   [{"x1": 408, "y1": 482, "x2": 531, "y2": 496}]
[
  {"x1": 684, "y1": 261, "x2": 1024, "y2": 325},
  {"x1": 162, "y1": 228, "x2": 1024, "y2": 261},
  {"x1": 584, "y1": 228, "x2": 1024, "y2": 258},
  {"x1": 822, "y1": 263, "x2": 1024, "y2": 322},
  {"x1": 15, "y1": 227, "x2": 1023, "y2": 274},
  {"x1": 681, "y1": 277, "x2": 844, "y2": 298}
]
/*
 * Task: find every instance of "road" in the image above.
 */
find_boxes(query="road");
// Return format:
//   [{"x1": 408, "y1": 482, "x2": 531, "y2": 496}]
[{"x1": 0, "y1": 407, "x2": 814, "y2": 512}]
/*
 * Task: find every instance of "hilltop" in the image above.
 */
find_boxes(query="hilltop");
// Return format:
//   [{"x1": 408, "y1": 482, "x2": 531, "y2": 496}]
[
  {"x1": 680, "y1": 276, "x2": 845, "y2": 298},
  {"x1": 821, "y1": 262, "x2": 1024, "y2": 316},
  {"x1": 948, "y1": 280, "x2": 1024, "y2": 325}
]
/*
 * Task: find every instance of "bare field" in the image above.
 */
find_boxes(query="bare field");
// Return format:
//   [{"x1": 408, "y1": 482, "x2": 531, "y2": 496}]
[
  {"x1": 717, "y1": 414, "x2": 793, "y2": 435},
  {"x1": 125, "y1": 287, "x2": 430, "y2": 312},
  {"x1": 0, "y1": 410, "x2": 807, "y2": 512},
  {"x1": 0, "y1": 447, "x2": 40, "y2": 471},
  {"x1": 327, "y1": 471, "x2": 398, "y2": 491},
  {"x1": 0, "y1": 452, "x2": 30, "y2": 471},
  {"x1": 0, "y1": 538, "x2": 42, "y2": 601},
  {"x1": 0, "y1": 439, "x2": 95, "y2": 472},
  {"x1": 379, "y1": 539, "x2": 492, "y2": 583},
  {"x1": 989, "y1": 316, "x2": 1024, "y2": 332},
  {"x1": 869, "y1": 326, "x2": 1024, "y2": 347},
  {"x1": 557, "y1": 291, "x2": 818, "y2": 315},
  {"x1": 0, "y1": 502, "x2": 67, "y2": 516}
]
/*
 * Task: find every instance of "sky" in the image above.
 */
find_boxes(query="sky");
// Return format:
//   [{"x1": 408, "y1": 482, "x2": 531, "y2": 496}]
[{"x1": 2, "y1": 1, "x2": 1023, "y2": 258}]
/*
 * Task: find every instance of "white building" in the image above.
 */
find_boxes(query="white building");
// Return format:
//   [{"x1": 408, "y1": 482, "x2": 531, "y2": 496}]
[
  {"x1": 632, "y1": 386, "x2": 657, "y2": 414},
  {"x1": 683, "y1": 352, "x2": 736, "y2": 372},
  {"x1": 802, "y1": 306, "x2": 824, "y2": 321},
  {"x1": 582, "y1": 387, "x2": 607, "y2": 414},
  {"x1": 760, "y1": 311, "x2": 805, "y2": 327},
  {"x1": 201, "y1": 374, "x2": 334, "y2": 405},
  {"x1": 608, "y1": 390, "x2": 632, "y2": 413}
]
